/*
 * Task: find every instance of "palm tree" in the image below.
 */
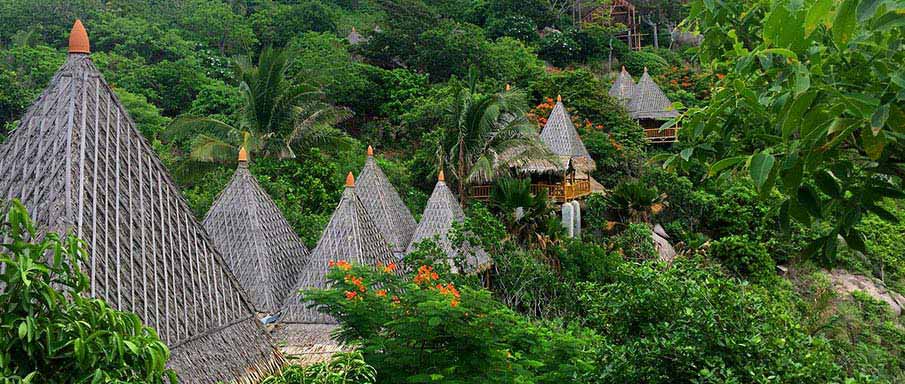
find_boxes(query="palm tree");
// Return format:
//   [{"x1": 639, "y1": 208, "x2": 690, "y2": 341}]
[
  {"x1": 441, "y1": 72, "x2": 550, "y2": 204},
  {"x1": 166, "y1": 46, "x2": 351, "y2": 162}
]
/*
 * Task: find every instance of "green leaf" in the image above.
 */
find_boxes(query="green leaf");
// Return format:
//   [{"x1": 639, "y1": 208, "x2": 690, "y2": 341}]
[
  {"x1": 782, "y1": 92, "x2": 817, "y2": 140},
  {"x1": 805, "y1": 0, "x2": 834, "y2": 35},
  {"x1": 833, "y1": 0, "x2": 859, "y2": 46},
  {"x1": 18, "y1": 322, "x2": 27, "y2": 339},
  {"x1": 680, "y1": 148, "x2": 694, "y2": 161},
  {"x1": 856, "y1": 0, "x2": 881, "y2": 21},
  {"x1": 870, "y1": 103, "x2": 890, "y2": 135},
  {"x1": 749, "y1": 153, "x2": 776, "y2": 192},
  {"x1": 124, "y1": 340, "x2": 139, "y2": 355},
  {"x1": 866, "y1": 204, "x2": 898, "y2": 223},
  {"x1": 814, "y1": 170, "x2": 842, "y2": 198},
  {"x1": 842, "y1": 230, "x2": 867, "y2": 253},
  {"x1": 709, "y1": 156, "x2": 746, "y2": 176},
  {"x1": 761, "y1": 48, "x2": 798, "y2": 61},
  {"x1": 794, "y1": 65, "x2": 811, "y2": 95},
  {"x1": 797, "y1": 185, "x2": 821, "y2": 218},
  {"x1": 872, "y1": 10, "x2": 905, "y2": 31},
  {"x1": 860, "y1": 129, "x2": 887, "y2": 160}
]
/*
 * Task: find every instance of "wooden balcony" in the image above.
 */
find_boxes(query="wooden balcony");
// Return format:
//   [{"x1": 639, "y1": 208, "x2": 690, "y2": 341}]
[
  {"x1": 469, "y1": 179, "x2": 593, "y2": 203},
  {"x1": 644, "y1": 127, "x2": 679, "y2": 144}
]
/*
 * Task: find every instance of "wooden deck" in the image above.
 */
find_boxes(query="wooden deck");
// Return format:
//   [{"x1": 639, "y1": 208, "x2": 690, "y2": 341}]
[
  {"x1": 469, "y1": 180, "x2": 593, "y2": 203},
  {"x1": 644, "y1": 127, "x2": 679, "y2": 143}
]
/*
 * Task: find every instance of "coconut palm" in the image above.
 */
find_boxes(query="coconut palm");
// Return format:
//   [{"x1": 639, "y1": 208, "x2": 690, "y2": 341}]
[
  {"x1": 441, "y1": 70, "x2": 551, "y2": 204},
  {"x1": 166, "y1": 46, "x2": 351, "y2": 162}
]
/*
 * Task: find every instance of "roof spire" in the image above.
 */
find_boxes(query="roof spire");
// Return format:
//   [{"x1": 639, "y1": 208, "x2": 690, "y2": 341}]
[
  {"x1": 643, "y1": 66, "x2": 649, "y2": 74},
  {"x1": 351, "y1": 26, "x2": 357, "y2": 32},
  {"x1": 238, "y1": 146, "x2": 248, "y2": 163},
  {"x1": 69, "y1": 19, "x2": 90, "y2": 54},
  {"x1": 557, "y1": 94, "x2": 562, "y2": 102},
  {"x1": 505, "y1": 84, "x2": 511, "y2": 91},
  {"x1": 438, "y1": 169, "x2": 445, "y2": 182},
  {"x1": 367, "y1": 145, "x2": 373, "y2": 157},
  {"x1": 621, "y1": 65, "x2": 627, "y2": 72},
  {"x1": 346, "y1": 172, "x2": 355, "y2": 187}
]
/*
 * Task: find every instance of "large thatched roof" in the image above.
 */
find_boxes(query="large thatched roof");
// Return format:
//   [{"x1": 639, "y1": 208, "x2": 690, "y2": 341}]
[
  {"x1": 539, "y1": 96, "x2": 596, "y2": 172},
  {"x1": 356, "y1": 147, "x2": 416, "y2": 255},
  {"x1": 407, "y1": 172, "x2": 490, "y2": 273},
  {"x1": 628, "y1": 68, "x2": 679, "y2": 120},
  {"x1": 0, "y1": 21, "x2": 282, "y2": 383},
  {"x1": 608, "y1": 66, "x2": 636, "y2": 106},
  {"x1": 203, "y1": 154, "x2": 310, "y2": 314},
  {"x1": 280, "y1": 173, "x2": 395, "y2": 324}
]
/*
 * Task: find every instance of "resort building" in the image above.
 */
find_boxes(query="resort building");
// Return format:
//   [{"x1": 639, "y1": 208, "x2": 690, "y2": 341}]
[
  {"x1": 355, "y1": 146, "x2": 417, "y2": 257},
  {"x1": 203, "y1": 148, "x2": 310, "y2": 314},
  {"x1": 0, "y1": 20, "x2": 282, "y2": 383}
]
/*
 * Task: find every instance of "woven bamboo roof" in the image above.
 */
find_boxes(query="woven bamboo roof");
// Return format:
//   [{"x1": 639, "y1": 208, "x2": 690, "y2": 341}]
[
  {"x1": 280, "y1": 173, "x2": 396, "y2": 325},
  {"x1": 539, "y1": 97, "x2": 596, "y2": 172},
  {"x1": 0, "y1": 21, "x2": 282, "y2": 383},
  {"x1": 203, "y1": 158, "x2": 310, "y2": 314},
  {"x1": 355, "y1": 147, "x2": 417, "y2": 255},
  {"x1": 628, "y1": 68, "x2": 679, "y2": 120},
  {"x1": 608, "y1": 66, "x2": 636, "y2": 106},
  {"x1": 407, "y1": 173, "x2": 490, "y2": 273}
]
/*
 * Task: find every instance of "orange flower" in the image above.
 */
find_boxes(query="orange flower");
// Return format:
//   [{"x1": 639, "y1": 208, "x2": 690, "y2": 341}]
[
  {"x1": 450, "y1": 299, "x2": 459, "y2": 308},
  {"x1": 383, "y1": 263, "x2": 397, "y2": 273},
  {"x1": 333, "y1": 260, "x2": 352, "y2": 271},
  {"x1": 414, "y1": 265, "x2": 438, "y2": 285},
  {"x1": 716, "y1": 73, "x2": 726, "y2": 80},
  {"x1": 345, "y1": 291, "x2": 358, "y2": 300},
  {"x1": 392, "y1": 295, "x2": 401, "y2": 304},
  {"x1": 328, "y1": 260, "x2": 336, "y2": 267},
  {"x1": 376, "y1": 289, "x2": 387, "y2": 297}
]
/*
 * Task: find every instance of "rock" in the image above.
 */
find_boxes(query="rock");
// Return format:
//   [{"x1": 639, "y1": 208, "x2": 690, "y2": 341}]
[{"x1": 828, "y1": 269, "x2": 905, "y2": 316}]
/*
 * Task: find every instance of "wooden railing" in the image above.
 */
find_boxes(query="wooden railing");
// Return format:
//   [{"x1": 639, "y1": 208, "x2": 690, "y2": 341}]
[
  {"x1": 644, "y1": 127, "x2": 680, "y2": 143},
  {"x1": 469, "y1": 180, "x2": 593, "y2": 203}
]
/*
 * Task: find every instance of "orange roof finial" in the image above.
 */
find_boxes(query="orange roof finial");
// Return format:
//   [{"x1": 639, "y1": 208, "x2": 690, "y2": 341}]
[
  {"x1": 557, "y1": 94, "x2": 562, "y2": 102},
  {"x1": 69, "y1": 19, "x2": 90, "y2": 54},
  {"x1": 643, "y1": 66, "x2": 649, "y2": 73},
  {"x1": 505, "y1": 84, "x2": 511, "y2": 91},
  {"x1": 238, "y1": 146, "x2": 248, "y2": 162},
  {"x1": 351, "y1": 26, "x2": 357, "y2": 32},
  {"x1": 367, "y1": 145, "x2": 373, "y2": 156},
  {"x1": 346, "y1": 172, "x2": 355, "y2": 187},
  {"x1": 438, "y1": 169, "x2": 445, "y2": 182},
  {"x1": 621, "y1": 65, "x2": 627, "y2": 72}
]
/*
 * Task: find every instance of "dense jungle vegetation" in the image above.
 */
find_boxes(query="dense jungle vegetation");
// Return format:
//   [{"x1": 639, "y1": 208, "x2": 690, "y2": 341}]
[{"x1": 1, "y1": 0, "x2": 904, "y2": 382}]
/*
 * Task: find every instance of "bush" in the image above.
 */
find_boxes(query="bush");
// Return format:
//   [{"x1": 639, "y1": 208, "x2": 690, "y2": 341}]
[
  {"x1": 710, "y1": 235, "x2": 776, "y2": 282},
  {"x1": 610, "y1": 223, "x2": 656, "y2": 261},
  {"x1": 537, "y1": 32, "x2": 582, "y2": 67},
  {"x1": 262, "y1": 351, "x2": 376, "y2": 384},
  {"x1": 485, "y1": 15, "x2": 538, "y2": 43},
  {"x1": 622, "y1": 50, "x2": 668, "y2": 76},
  {"x1": 0, "y1": 200, "x2": 174, "y2": 383}
]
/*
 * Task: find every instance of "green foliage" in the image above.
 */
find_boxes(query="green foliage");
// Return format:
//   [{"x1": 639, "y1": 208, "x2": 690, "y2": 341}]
[
  {"x1": 622, "y1": 50, "x2": 668, "y2": 76},
  {"x1": 537, "y1": 32, "x2": 582, "y2": 68},
  {"x1": 570, "y1": 258, "x2": 842, "y2": 383},
  {"x1": 710, "y1": 235, "x2": 777, "y2": 282},
  {"x1": 481, "y1": 37, "x2": 545, "y2": 87},
  {"x1": 604, "y1": 180, "x2": 664, "y2": 224},
  {"x1": 252, "y1": 2, "x2": 338, "y2": 48},
  {"x1": 0, "y1": 200, "x2": 174, "y2": 383},
  {"x1": 114, "y1": 89, "x2": 171, "y2": 139},
  {"x1": 609, "y1": 223, "x2": 656, "y2": 261},
  {"x1": 262, "y1": 351, "x2": 376, "y2": 384},
  {"x1": 415, "y1": 21, "x2": 489, "y2": 81},
  {"x1": 484, "y1": 15, "x2": 538, "y2": 43}
]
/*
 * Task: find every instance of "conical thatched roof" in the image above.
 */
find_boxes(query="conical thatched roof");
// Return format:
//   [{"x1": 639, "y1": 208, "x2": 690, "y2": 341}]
[
  {"x1": 356, "y1": 146, "x2": 416, "y2": 255},
  {"x1": 346, "y1": 27, "x2": 365, "y2": 45},
  {"x1": 203, "y1": 157, "x2": 310, "y2": 314},
  {"x1": 608, "y1": 66, "x2": 636, "y2": 106},
  {"x1": 274, "y1": 173, "x2": 395, "y2": 363},
  {"x1": 407, "y1": 173, "x2": 490, "y2": 273},
  {"x1": 539, "y1": 96, "x2": 596, "y2": 172},
  {"x1": 0, "y1": 21, "x2": 282, "y2": 383},
  {"x1": 628, "y1": 68, "x2": 679, "y2": 120}
]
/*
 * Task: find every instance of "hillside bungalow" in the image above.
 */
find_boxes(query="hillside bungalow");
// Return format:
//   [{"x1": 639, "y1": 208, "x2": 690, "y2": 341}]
[
  {"x1": 356, "y1": 146, "x2": 417, "y2": 257},
  {"x1": 628, "y1": 68, "x2": 680, "y2": 143}
]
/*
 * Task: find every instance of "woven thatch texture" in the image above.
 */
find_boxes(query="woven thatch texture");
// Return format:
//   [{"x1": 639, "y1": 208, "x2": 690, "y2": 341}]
[
  {"x1": 608, "y1": 67, "x2": 636, "y2": 106},
  {"x1": 281, "y1": 185, "x2": 396, "y2": 324},
  {"x1": 203, "y1": 162, "x2": 310, "y2": 314},
  {"x1": 271, "y1": 323, "x2": 345, "y2": 366},
  {"x1": 628, "y1": 69, "x2": 679, "y2": 120},
  {"x1": 0, "y1": 53, "x2": 281, "y2": 383},
  {"x1": 407, "y1": 180, "x2": 490, "y2": 273},
  {"x1": 356, "y1": 155, "x2": 417, "y2": 255},
  {"x1": 539, "y1": 101, "x2": 596, "y2": 172}
]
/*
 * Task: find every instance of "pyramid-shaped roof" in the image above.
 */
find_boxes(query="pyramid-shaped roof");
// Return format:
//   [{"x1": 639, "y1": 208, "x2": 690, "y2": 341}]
[
  {"x1": 203, "y1": 158, "x2": 310, "y2": 314},
  {"x1": 280, "y1": 173, "x2": 396, "y2": 324},
  {"x1": 347, "y1": 27, "x2": 366, "y2": 45},
  {"x1": 608, "y1": 66, "x2": 636, "y2": 106},
  {"x1": 356, "y1": 147, "x2": 417, "y2": 255},
  {"x1": 407, "y1": 173, "x2": 490, "y2": 273},
  {"x1": 539, "y1": 97, "x2": 596, "y2": 172},
  {"x1": 628, "y1": 68, "x2": 679, "y2": 120},
  {"x1": 0, "y1": 21, "x2": 281, "y2": 383}
]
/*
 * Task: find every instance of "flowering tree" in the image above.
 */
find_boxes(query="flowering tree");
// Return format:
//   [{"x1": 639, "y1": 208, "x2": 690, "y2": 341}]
[{"x1": 302, "y1": 246, "x2": 597, "y2": 383}]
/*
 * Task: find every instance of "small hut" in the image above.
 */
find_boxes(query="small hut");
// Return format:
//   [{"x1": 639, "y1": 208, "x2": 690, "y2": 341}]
[
  {"x1": 0, "y1": 20, "x2": 282, "y2": 383},
  {"x1": 539, "y1": 95, "x2": 596, "y2": 173},
  {"x1": 408, "y1": 171, "x2": 490, "y2": 273},
  {"x1": 608, "y1": 66, "x2": 637, "y2": 106},
  {"x1": 628, "y1": 67, "x2": 680, "y2": 143},
  {"x1": 274, "y1": 172, "x2": 396, "y2": 364},
  {"x1": 203, "y1": 148, "x2": 310, "y2": 314},
  {"x1": 356, "y1": 146, "x2": 417, "y2": 256}
]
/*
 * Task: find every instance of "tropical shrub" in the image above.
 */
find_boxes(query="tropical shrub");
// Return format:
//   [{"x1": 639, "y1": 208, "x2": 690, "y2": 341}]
[
  {"x1": 622, "y1": 50, "x2": 668, "y2": 76},
  {"x1": 709, "y1": 234, "x2": 777, "y2": 283},
  {"x1": 0, "y1": 200, "x2": 174, "y2": 383},
  {"x1": 608, "y1": 223, "x2": 656, "y2": 261},
  {"x1": 537, "y1": 31, "x2": 582, "y2": 67},
  {"x1": 261, "y1": 351, "x2": 376, "y2": 384}
]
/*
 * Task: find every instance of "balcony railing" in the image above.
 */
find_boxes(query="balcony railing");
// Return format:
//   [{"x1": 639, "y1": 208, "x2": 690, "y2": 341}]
[
  {"x1": 469, "y1": 180, "x2": 593, "y2": 203},
  {"x1": 644, "y1": 127, "x2": 679, "y2": 143}
]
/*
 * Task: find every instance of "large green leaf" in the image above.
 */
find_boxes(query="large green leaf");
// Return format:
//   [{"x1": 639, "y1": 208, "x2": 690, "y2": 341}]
[
  {"x1": 833, "y1": 0, "x2": 860, "y2": 46},
  {"x1": 749, "y1": 152, "x2": 776, "y2": 192},
  {"x1": 805, "y1": 0, "x2": 834, "y2": 36}
]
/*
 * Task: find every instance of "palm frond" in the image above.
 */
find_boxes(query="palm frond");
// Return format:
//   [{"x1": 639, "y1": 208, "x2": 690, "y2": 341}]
[
  {"x1": 164, "y1": 116, "x2": 238, "y2": 143},
  {"x1": 190, "y1": 134, "x2": 239, "y2": 163}
]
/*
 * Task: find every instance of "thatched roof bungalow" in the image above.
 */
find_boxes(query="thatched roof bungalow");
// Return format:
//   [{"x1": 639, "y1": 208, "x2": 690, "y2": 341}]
[
  {"x1": 356, "y1": 146, "x2": 417, "y2": 256},
  {"x1": 0, "y1": 20, "x2": 282, "y2": 383},
  {"x1": 273, "y1": 172, "x2": 396, "y2": 364},
  {"x1": 408, "y1": 171, "x2": 490, "y2": 273},
  {"x1": 627, "y1": 67, "x2": 680, "y2": 143},
  {"x1": 203, "y1": 149, "x2": 310, "y2": 314},
  {"x1": 608, "y1": 66, "x2": 637, "y2": 106},
  {"x1": 539, "y1": 95, "x2": 596, "y2": 173}
]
